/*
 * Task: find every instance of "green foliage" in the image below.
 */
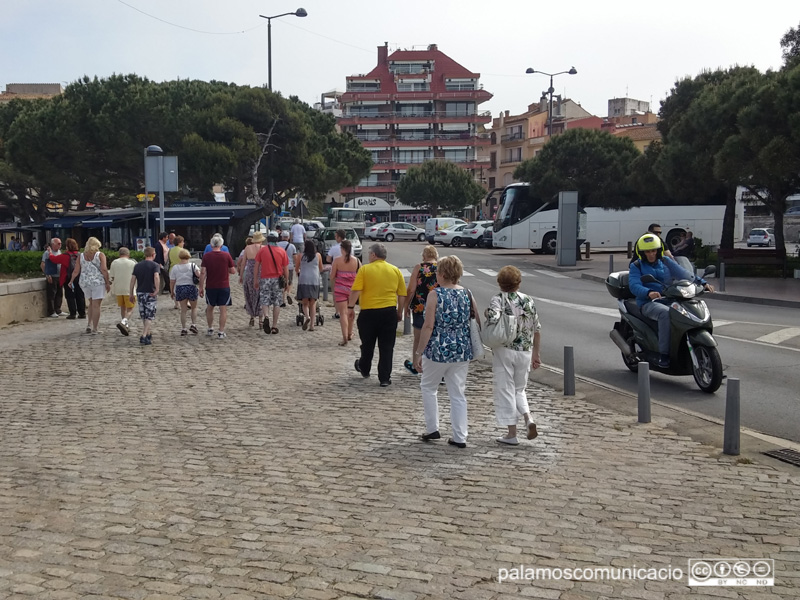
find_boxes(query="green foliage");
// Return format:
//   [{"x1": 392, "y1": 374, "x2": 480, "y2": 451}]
[
  {"x1": 395, "y1": 160, "x2": 484, "y2": 216},
  {"x1": 513, "y1": 129, "x2": 641, "y2": 209},
  {"x1": 781, "y1": 21, "x2": 800, "y2": 69},
  {"x1": 0, "y1": 249, "x2": 145, "y2": 275}
]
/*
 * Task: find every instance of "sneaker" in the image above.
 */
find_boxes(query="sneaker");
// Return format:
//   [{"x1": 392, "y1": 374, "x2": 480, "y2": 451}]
[
  {"x1": 354, "y1": 358, "x2": 369, "y2": 378},
  {"x1": 189, "y1": 324, "x2": 198, "y2": 335},
  {"x1": 146, "y1": 334, "x2": 152, "y2": 343},
  {"x1": 334, "y1": 312, "x2": 340, "y2": 319},
  {"x1": 121, "y1": 318, "x2": 128, "y2": 326},
  {"x1": 49, "y1": 313, "x2": 59, "y2": 318},
  {"x1": 143, "y1": 336, "x2": 152, "y2": 345},
  {"x1": 447, "y1": 438, "x2": 467, "y2": 449},
  {"x1": 657, "y1": 354, "x2": 670, "y2": 368},
  {"x1": 91, "y1": 330, "x2": 101, "y2": 335},
  {"x1": 217, "y1": 331, "x2": 227, "y2": 339},
  {"x1": 139, "y1": 336, "x2": 146, "y2": 345},
  {"x1": 496, "y1": 436, "x2": 519, "y2": 446},
  {"x1": 116, "y1": 322, "x2": 130, "y2": 336},
  {"x1": 206, "y1": 328, "x2": 214, "y2": 336},
  {"x1": 84, "y1": 327, "x2": 92, "y2": 334},
  {"x1": 379, "y1": 380, "x2": 392, "y2": 387},
  {"x1": 181, "y1": 329, "x2": 188, "y2": 336},
  {"x1": 56, "y1": 312, "x2": 67, "y2": 317},
  {"x1": 66, "y1": 314, "x2": 77, "y2": 320},
  {"x1": 78, "y1": 314, "x2": 86, "y2": 319}
]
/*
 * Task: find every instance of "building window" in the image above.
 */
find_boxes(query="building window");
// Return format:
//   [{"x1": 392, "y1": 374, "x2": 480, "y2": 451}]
[
  {"x1": 443, "y1": 149, "x2": 469, "y2": 162},
  {"x1": 347, "y1": 81, "x2": 380, "y2": 92},
  {"x1": 396, "y1": 150, "x2": 431, "y2": 164},
  {"x1": 444, "y1": 102, "x2": 475, "y2": 117},
  {"x1": 397, "y1": 82, "x2": 430, "y2": 92},
  {"x1": 488, "y1": 177, "x2": 495, "y2": 188}
]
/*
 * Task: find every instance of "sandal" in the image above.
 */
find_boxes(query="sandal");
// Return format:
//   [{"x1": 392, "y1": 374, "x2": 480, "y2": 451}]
[
  {"x1": 271, "y1": 327, "x2": 279, "y2": 334},
  {"x1": 302, "y1": 316, "x2": 310, "y2": 331},
  {"x1": 263, "y1": 318, "x2": 270, "y2": 334},
  {"x1": 338, "y1": 340, "x2": 348, "y2": 346}
]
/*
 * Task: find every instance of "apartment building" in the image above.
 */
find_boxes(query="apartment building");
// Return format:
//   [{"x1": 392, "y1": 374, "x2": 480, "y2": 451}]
[{"x1": 336, "y1": 43, "x2": 492, "y2": 220}]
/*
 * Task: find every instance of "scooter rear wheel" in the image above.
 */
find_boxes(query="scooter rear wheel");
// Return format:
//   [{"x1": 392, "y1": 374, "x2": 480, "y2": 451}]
[{"x1": 692, "y1": 345, "x2": 723, "y2": 393}]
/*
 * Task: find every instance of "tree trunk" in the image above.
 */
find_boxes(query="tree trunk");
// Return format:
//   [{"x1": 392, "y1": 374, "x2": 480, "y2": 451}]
[
  {"x1": 226, "y1": 205, "x2": 274, "y2": 258},
  {"x1": 771, "y1": 204, "x2": 787, "y2": 262},
  {"x1": 720, "y1": 192, "x2": 737, "y2": 249}
]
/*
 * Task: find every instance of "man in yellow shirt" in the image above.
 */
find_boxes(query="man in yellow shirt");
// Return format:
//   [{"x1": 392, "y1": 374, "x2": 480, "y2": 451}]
[{"x1": 349, "y1": 243, "x2": 407, "y2": 387}]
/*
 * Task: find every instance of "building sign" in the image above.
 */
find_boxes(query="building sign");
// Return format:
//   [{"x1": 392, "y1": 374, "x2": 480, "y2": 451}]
[{"x1": 345, "y1": 196, "x2": 417, "y2": 211}]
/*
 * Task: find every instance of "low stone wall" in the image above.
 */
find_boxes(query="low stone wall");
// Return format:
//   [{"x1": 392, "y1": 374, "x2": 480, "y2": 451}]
[{"x1": 0, "y1": 278, "x2": 48, "y2": 327}]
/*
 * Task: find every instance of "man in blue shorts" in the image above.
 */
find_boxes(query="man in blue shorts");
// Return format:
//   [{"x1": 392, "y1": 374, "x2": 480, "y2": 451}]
[
  {"x1": 200, "y1": 234, "x2": 236, "y2": 339},
  {"x1": 130, "y1": 246, "x2": 161, "y2": 345}
]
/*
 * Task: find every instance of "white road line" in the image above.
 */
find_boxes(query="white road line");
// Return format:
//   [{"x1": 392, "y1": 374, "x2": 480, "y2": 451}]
[
  {"x1": 715, "y1": 334, "x2": 800, "y2": 353},
  {"x1": 477, "y1": 268, "x2": 498, "y2": 277},
  {"x1": 461, "y1": 270, "x2": 475, "y2": 277},
  {"x1": 519, "y1": 271, "x2": 537, "y2": 277},
  {"x1": 756, "y1": 327, "x2": 800, "y2": 344},
  {"x1": 399, "y1": 268, "x2": 412, "y2": 278},
  {"x1": 532, "y1": 296, "x2": 620, "y2": 318},
  {"x1": 534, "y1": 270, "x2": 569, "y2": 278}
]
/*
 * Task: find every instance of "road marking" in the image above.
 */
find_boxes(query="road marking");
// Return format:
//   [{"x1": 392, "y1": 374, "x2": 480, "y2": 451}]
[
  {"x1": 399, "y1": 268, "x2": 411, "y2": 278},
  {"x1": 461, "y1": 270, "x2": 475, "y2": 277},
  {"x1": 519, "y1": 271, "x2": 537, "y2": 277},
  {"x1": 715, "y1": 334, "x2": 800, "y2": 353},
  {"x1": 532, "y1": 296, "x2": 620, "y2": 318},
  {"x1": 756, "y1": 327, "x2": 800, "y2": 344},
  {"x1": 534, "y1": 270, "x2": 569, "y2": 278},
  {"x1": 477, "y1": 268, "x2": 498, "y2": 277}
]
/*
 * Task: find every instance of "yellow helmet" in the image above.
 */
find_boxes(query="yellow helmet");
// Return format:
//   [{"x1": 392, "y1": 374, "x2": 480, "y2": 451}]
[{"x1": 635, "y1": 233, "x2": 663, "y2": 260}]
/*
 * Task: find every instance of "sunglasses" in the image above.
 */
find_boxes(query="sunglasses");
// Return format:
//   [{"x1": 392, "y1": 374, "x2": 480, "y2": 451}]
[{"x1": 652, "y1": 230, "x2": 662, "y2": 234}]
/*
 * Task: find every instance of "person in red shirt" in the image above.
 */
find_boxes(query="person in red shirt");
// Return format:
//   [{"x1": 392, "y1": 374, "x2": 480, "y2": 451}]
[
  {"x1": 200, "y1": 234, "x2": 236, "y2": 339},
  {"x1": 48, "y1": 238, "x2": 86, "y2": 319},
  {"x1": 254, "y1": 232, "x2": 289, "y2": 334}
]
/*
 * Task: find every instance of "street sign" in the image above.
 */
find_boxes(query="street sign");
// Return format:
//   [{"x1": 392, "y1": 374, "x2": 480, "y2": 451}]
[{"x1": 137, "y1": 194, "x2": 156, "y2": 202}]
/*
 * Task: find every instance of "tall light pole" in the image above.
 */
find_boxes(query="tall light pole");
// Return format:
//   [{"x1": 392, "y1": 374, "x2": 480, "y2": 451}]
[
  {"x1": 525, "y1": 67, "x2": 577, "y2": 136},
  {"x1": 259, "y1": 8, "x2": 308, "y2": 91}
]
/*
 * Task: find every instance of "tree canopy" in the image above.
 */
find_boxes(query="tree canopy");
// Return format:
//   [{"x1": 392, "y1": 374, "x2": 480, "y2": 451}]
[
  {"x1": 395, "y1": 160, "x2": 485, "y2": 216},
  {"x1": 781, "y1": 21, "x2": 800, "y2": 69}
]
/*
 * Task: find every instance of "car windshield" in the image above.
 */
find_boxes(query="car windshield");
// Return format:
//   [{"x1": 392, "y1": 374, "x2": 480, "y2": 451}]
[{"x1": 750, "y1": 229, "x2": 767, "y2": 235}]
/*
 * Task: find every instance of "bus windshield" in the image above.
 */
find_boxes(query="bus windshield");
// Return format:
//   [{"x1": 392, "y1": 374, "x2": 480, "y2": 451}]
[
  {"x1": 494, "y1": 185, "x2": 546, "y2": 231},
  {"x1": 330, "y1": 208, "x2": 364, "y2": 223}
]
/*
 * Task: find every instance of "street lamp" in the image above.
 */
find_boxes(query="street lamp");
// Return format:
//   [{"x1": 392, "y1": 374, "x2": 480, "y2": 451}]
[
  {"x1": 259, "y1": 8, "x2": 308, "y2": 91},
  {"x1": 525, "y1": 66, "x2": 577, "y2": 137}
]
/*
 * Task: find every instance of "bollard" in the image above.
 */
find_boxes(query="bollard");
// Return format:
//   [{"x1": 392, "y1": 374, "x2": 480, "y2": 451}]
[
  {"x1": 637, "y1": 362, "x2": 651, "y2": 423},
  {"x1": 627, "y1": 241, "x2": 633, "y2": 259},
  {"x1": 403, "y1": 313, "x2": 411, "y2": 335},
  {"x1": 584, "y1": 242, "x2": 591, "y2": 260},
  {"x1": 564, "y1": 346, "x2": 575, "y2": 396},
  {"x1": 718, "y1": 262, "x2": 726, "y2": 292},
  {"x1": 608, "y1": 254, "x2": 614, "y2": 274},
  {"x1": 322, "y1": 271, "x2": 329, "y2": 301},
  {"x1": 723, "y1": 378, "x2": 740, "y2": 456}
]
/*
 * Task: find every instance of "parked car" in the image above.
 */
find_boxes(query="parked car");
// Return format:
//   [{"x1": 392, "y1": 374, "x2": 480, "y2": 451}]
[
  {"x1": 365, "y1": 222, "x2": 389, "y2": 240},
  {"x1": 425, "y1": 217, "x2": 467, "y2": 244},
  {"x1": 786, "y1": 206, "x2": 800, "y2": 215},
  {"x1": 462, "y1": 220, "x2": 494, "y2": 247},
  {"x1": 309, "y1": 227, "x2": 362, "y2": 259},
  {"x1": 435, "y1": 223, "x2": 469, "y2": 247},
  {"x1": 376, "y1": 222, "x2": 426, "y2": 242},
  {"x1": 746, "y1": 227, "x2": 775, "y2": 247}
]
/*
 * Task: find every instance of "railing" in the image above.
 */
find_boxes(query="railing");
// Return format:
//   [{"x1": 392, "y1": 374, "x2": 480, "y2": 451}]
[
  {"x1": 500, "y1": 156, "x2": 522, "y2": 164},
  {"x1": 445, "y1": 84, "x2": 477, "y2": 91},
  {"x1": 501, "y1": 131, "x2": 525, "y2": 142},
  {"x1": 340, "y1": 110, "x2": 492, "y2": 120},
  {"x1": 355, "y1": 135, "x2": 392, "y2": 141}
]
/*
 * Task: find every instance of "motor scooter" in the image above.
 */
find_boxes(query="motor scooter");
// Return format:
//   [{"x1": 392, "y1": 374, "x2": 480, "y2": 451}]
[{"x1": 606, "y1": 261, "x2": 722, "y2": 393}]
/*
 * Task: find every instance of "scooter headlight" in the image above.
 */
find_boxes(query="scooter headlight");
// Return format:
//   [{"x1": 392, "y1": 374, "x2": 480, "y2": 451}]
[
  {"x1": 670, "y1": 302, "x2": 691, "y2": 319},
  {"x1": 670, "y1": 301, "x2": 709, "y2": 323}
]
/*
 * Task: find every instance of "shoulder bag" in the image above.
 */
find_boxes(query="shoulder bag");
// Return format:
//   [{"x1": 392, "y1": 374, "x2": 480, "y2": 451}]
[
  {"x1": 466, "y1": 289, "x2": 485, "y2": 360},
  {"x1": 482, "y1": 292, "x2": 518, "y2": 349},
  {"x1": 191, "y1": 262, "x2": 200, "y2": 285},
  {"x1": 268, "y1": 245, "x2": 286, "y2": 289}
]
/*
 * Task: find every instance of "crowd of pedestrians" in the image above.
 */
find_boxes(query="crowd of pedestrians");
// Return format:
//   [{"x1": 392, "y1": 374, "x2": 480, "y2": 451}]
[{"x1": 40, "y1": 231, "x2": 545, "y2": 448}]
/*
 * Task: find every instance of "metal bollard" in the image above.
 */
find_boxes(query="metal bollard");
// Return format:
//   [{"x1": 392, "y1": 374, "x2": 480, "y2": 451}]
[
  {"x1": 564, "y1": 346, "x2": 575, "y2": 396},
  {"x1": 609, "y1": 254, "x2": 614, "y2": 274},
  {"x1": 403, "y1": 313, "x2": 411, "y2": 335},
  {"x1": 723, "y1": 378, "x2": 740, "y2": 456},
  {"x1": 584, "y1": 242, "x2": 591, "y2": 260},
  {"x1": 637, "y1": 362, "x2": 651, "y2": 423},
  {"x1": 322, "y1": 271, "x2": 329, "y2": 301},
  {"x1": 718, "y1": 262, "x2": 726, "y2": 292},
  {"x1": 627, "y1": 241, "x2": 633, "y2": 259}
]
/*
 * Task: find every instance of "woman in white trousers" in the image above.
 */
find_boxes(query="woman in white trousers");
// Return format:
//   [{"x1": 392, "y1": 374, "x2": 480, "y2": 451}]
[
  {"x1": 485, "y1": 266, "x2": 542, "y2": 446},
  {"x1": 413, "y1": 256, "x2": 476, "y2": 448}
]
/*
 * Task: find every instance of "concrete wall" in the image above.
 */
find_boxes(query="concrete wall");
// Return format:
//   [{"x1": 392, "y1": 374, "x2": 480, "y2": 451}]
[{"x1": 0, "y1": 279, "x2": 48, "y2": 327}]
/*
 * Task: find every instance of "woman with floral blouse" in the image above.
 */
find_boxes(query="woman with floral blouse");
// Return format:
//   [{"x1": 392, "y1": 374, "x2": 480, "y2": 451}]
[{"x1": 485, "y1": 265, "x2": 542, "y2": 446}]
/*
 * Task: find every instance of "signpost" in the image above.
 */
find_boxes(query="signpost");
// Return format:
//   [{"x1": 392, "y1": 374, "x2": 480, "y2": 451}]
[{"x1": 143, "y1": 145, "x2": 179, "y2": 240}]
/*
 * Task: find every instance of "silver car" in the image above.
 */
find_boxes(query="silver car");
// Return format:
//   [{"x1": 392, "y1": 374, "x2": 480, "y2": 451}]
[
  {"x1": 746, "y1": 227, "x2": 774, "y2": 247},
  {"x1": 309, "y1": 227, "x2": 362, "y2": 259},
  {"x1": 376, "y1": 222, "x2": 426, "y2": 242}
]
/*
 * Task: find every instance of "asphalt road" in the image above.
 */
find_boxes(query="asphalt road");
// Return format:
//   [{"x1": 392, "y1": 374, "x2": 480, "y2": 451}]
[{"x1": 372, "y1": 240, "x2": 800, "y2": 444}]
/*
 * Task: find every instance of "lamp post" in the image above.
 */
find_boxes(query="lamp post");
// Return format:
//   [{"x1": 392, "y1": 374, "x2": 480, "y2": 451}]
[
  {"x1": 259, "y1": 8, "x2": 308, "y2": 91},
  {"x1": 525, "y1": 67, "x2": 577, "y2": 136}
]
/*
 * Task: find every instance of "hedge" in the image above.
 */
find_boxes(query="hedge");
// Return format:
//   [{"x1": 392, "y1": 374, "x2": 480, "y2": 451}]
[{"x1": 0, "y1": 250, "x2": 146, "y2": 275}]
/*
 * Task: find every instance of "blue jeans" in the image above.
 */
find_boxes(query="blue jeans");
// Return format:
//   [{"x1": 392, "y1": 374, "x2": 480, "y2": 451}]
[{"x1": 641, "y1": 300, "x2": 671, "y2": 355}]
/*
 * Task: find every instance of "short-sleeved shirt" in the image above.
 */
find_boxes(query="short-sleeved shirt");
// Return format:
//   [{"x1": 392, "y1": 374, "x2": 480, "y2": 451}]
[
  {"x1": 42, "y1": 250, "x2": 60, "y2": 276},
  {"x1": 327, "y1": 243, "x2": 342, "y2": 262},
  {"x1": 290, "y1": 224, "x2": 306, "y2": 243},
  {"x1": 201, "y1": 250, "x2": 235, "y2": 289},
  {"x1": 168, "y1": 246, "x2": 183, "y2": 272},
  {"x1": 277, "y1": 240, "x2": 296, "y2": 270},
  {"x1": 255, "y1": 244, "x2": 289, "y2": 279},
  {"x1": 109, "y1": 257, "x2": 137, "y2": 296},
  {"x1": 203, "y1": 244, "x2": 229, "y2": 256},
  {"x1": 170, "y1": 262, "x2": 197, "y2": 287},
  {"x1": 132, "y1": 260, "x2": 161, "y2": 294},
  {"x1": 351, "y1": 259, "x2": 406, "y2": 309}
]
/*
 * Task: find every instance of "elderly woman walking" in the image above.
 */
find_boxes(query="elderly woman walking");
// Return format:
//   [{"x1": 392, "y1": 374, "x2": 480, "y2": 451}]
[
  {"x1": 413, "y1": 255, "x2": 475, "y2": 449},
  {"x1": 486, "y1": 266, "x2": 542, "y2": 446},
  {"x1": 68, "y1": 236, "x2": 110, "y2": 334}
]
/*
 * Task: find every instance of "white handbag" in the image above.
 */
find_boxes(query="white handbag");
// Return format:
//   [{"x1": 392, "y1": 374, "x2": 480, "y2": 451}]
[{"x1": 482, "y1": 292, "x2": 517, "y2": 349}]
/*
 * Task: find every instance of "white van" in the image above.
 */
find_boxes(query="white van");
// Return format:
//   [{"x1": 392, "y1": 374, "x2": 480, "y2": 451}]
[{"x1": 425, "y1": 217, "x2": 467, "y2": 244}]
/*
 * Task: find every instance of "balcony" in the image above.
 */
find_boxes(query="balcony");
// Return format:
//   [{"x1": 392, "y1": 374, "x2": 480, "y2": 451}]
[
  {"x1": 500, "y1": 131, "x2": 525, "y2": 143},
  {"x1": 340, "y1": 89, "x2": 493, "y2": 104},
  {"x1": 500, "y1": 156, "x2": 523, "y2": 165}
]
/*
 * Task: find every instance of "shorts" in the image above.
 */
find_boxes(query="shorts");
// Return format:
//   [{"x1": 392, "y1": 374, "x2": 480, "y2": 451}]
[
  {"x1": 137, "y1": 293, "x2": 157, "y2": 321},
  {"x1": 205, "y1": 287, "x2": 232, "y2": 307},
  {"x1": 81, "y1": 283, "x2": 106, "y2": 300},
  {"x1": 412, "y1": 312, "x2": 425, "y2": 329},
  {"x1": 175, "y1": 285, "x2": 198, "y2": 302},
  {"x1": 116, "y1": 294, "x2": 135, "y2": 309},
  {"x1": 259, "y1": 278, "x2": 283, "y2": 307}
]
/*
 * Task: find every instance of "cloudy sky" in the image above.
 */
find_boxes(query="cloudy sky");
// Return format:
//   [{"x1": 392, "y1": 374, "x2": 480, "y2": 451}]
[{"x1": 1, "y1": 1, "x2": 795, "y2": 119}]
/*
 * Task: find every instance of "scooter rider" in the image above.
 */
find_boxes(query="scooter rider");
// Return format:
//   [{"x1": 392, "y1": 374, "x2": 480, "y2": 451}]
[{"x1": 628, "y1": 234, "x2": 714, "y2": 368}]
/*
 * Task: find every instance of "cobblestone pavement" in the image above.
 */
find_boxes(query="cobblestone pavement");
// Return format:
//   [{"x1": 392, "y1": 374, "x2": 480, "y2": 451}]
[{"x1": 1, "y1": 286, "x2": 798, "y2": 599}]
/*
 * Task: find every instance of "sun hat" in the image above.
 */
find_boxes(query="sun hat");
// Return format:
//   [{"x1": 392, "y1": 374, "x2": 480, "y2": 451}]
[{"x1": 251, "y1": 232, "x2": 265, "y2": 244}]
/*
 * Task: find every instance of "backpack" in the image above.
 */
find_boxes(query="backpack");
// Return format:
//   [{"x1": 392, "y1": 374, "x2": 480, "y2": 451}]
[{"x1": 67, "y1": 252, "x2": 78, "y2": 280}]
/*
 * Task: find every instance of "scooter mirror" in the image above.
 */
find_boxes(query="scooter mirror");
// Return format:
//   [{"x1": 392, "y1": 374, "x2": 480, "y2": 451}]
[{"x1": 703, "y1": 265, "x2": 716, "y2": 277}]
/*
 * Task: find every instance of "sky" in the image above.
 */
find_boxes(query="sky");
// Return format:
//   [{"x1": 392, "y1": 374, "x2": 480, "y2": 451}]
[{"x1": 1, "y1": 1, "x2": 796, "y2": 120}]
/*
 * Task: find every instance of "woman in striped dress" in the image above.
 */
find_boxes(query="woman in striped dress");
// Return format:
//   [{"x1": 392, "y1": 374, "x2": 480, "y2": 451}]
[{"x1": 330, "y1": 240, "x2": 360, "y2": 346}]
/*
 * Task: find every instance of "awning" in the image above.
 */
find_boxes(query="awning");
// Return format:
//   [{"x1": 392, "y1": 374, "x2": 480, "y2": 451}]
[
  {"x1": 163, "y1": 210, "x2": 237, "y2": 225},
  {"x1": 39, "y1": 215, "x2": 87, "y2": 229}
]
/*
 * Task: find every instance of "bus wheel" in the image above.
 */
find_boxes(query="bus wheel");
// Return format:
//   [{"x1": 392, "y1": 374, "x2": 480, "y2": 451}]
[{"x1": 542, "y1": 232, "x2": 557, "y2": 254}]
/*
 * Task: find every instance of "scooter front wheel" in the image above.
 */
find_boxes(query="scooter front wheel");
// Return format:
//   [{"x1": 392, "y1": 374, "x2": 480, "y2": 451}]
[{"x1": 692, "y1": 345, "x2": 723, "y2": 393}]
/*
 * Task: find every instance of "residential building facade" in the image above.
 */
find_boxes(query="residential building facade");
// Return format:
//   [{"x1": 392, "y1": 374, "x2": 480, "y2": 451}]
[
  {"x1": 608, "y1": 97, "x2": 650, "y2": 117},
  {"x1": 336, "y1": 43, "x2": 492, "y2": 222}
]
